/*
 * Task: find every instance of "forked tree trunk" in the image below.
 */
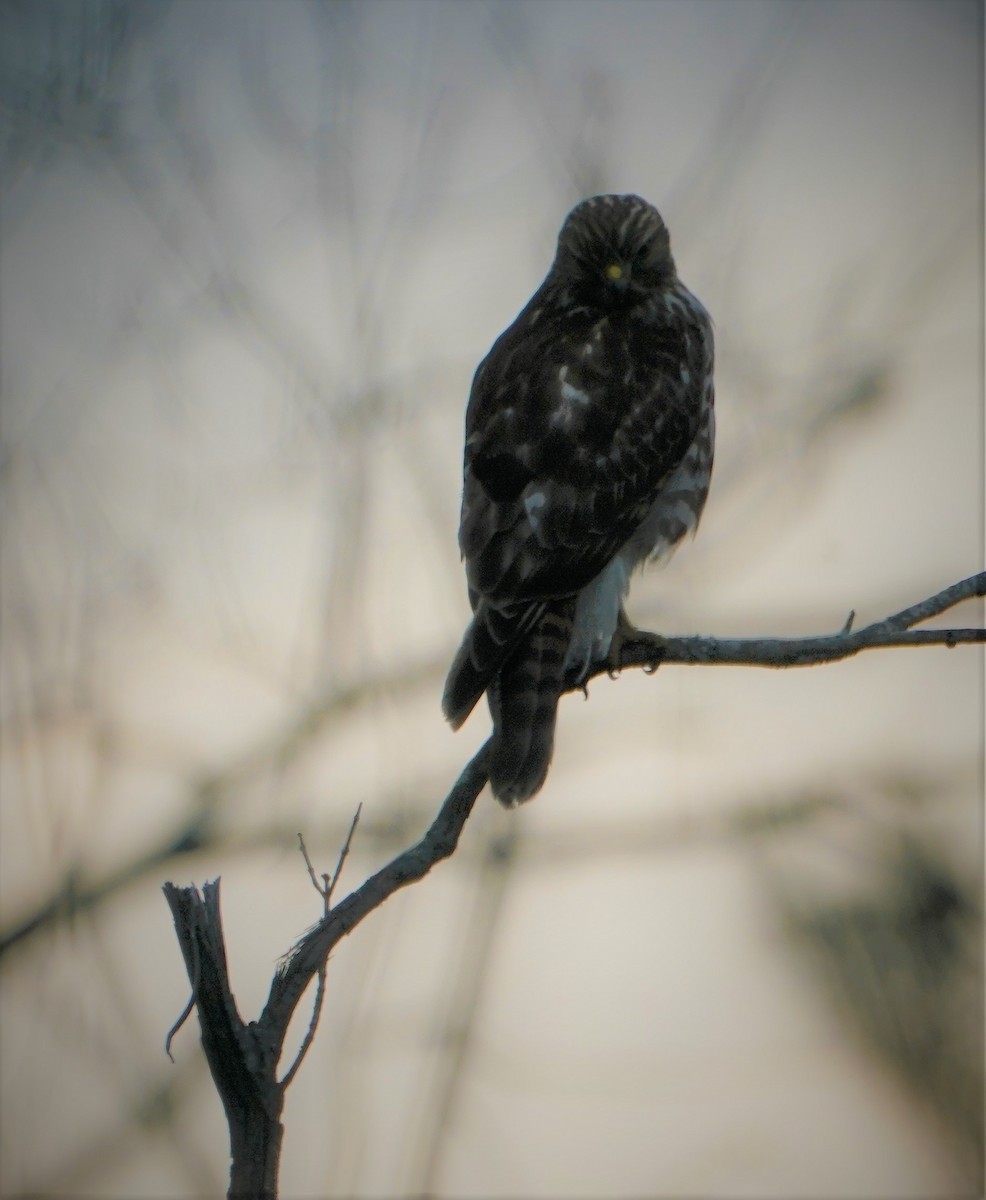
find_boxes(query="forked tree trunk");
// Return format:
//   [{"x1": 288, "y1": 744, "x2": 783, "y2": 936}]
[{"x1": 164, "y1": 881, "x2": 285, "y2": 1199}]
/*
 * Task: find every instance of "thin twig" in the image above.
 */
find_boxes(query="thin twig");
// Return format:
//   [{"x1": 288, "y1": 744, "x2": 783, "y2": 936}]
[
  {"x1": 878, "y1": 572, "x2": 984, "y2": 632},
  {"x1": 165, "y1": 924, "x2": 201, "y2": 1062},
  {"x1": 326, "y1": 803, "x2": 362, "y2": 907},
  {"x1": 280, "y1": 807, "x2": 363, "y2": 1089},
  {"x1": 278, "y1": 963, "x2": 328, "y2": 1091},
  {"x1": 297, "y1": 833, "x2": 327, "y2": 900}
]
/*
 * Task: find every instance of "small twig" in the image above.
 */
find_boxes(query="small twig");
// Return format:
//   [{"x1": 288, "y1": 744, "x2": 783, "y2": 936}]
[
  {"x1": 325, "y1": 803, "x2": 362, "y2": 907},
  {"x1": 165, "y1": 926, "x2": 201, "y2": 1062},
  {"x1": 280, "y1": 807, "x2": 363, "y2": 1090},
  {"x1": 278, "y1": 964, "x2": 327, "y2": 1090},
  {"x1": 297, "y1": 833, "x2": 327, "y2": 902},
  {"x1": 878, "y1": 572, "x2": 984, "y2": 632}
]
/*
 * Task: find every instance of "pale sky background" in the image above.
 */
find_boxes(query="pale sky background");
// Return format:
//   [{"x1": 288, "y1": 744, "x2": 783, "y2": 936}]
[{"x1": 0, "y1": 1, "x2": 982, "y2": 1197}]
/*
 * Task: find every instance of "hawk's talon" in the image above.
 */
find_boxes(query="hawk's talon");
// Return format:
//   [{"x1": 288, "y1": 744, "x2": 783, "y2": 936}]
[{"x1": 608, "y1": 612, "x2": 666, "y2": 677}]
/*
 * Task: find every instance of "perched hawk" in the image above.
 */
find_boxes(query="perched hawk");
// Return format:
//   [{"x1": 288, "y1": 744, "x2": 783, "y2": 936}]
[{"x1": 443, "y1": 194, "x2": 715, "y2": 806}]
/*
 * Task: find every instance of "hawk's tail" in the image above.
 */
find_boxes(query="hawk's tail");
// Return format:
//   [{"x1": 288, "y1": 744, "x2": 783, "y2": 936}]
[
  {"x1": 442, "y1": 599, "x2": 545, "y2": 731},
  {"x1": 487, "y1": 601, "x2": 575, "y2": 807}
]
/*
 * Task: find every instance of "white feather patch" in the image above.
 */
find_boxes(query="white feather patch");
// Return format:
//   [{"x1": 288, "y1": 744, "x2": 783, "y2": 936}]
[
  {"x1": 524, "y1": 490, "x2": 546, "y2": 534},
  {"x1": 558, "y1": 364, "x2": 590, "y2": 407},
  {"x1": 550, "y1": 365, "x2": 592, "y2": 430},
  {"x1": 564, "y1": 556, "x2": 630, "y2": 676}
]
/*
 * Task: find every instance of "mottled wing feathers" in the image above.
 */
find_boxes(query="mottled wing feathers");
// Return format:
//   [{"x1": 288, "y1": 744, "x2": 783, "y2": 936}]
[{"x1": 460, "y1": 290, "x2": 707, "y2": 607}]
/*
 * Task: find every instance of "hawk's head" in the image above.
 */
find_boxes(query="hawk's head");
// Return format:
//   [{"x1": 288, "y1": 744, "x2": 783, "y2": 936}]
[{"x1": 551, "y1": 193, "x2": 675, "y2": 307}]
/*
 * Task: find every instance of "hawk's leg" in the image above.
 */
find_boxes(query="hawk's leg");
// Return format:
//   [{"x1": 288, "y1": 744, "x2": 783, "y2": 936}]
[{"x1": 607, "y1": 606, "x2": 666, "y2": 678}]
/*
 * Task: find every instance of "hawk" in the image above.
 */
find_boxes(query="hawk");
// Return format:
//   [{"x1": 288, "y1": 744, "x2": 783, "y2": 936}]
[{"x1": 442, "y1": 194, "x2": 715, "y2": 806}]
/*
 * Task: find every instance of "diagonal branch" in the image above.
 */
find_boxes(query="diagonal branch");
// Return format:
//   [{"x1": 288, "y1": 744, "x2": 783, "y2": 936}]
[
  {"x1": 262, "y1": 741, "x2": 491, "y2": 1043},
  {"x1": 267, "y1": 572, "x2": 984, "y2": 1031}
]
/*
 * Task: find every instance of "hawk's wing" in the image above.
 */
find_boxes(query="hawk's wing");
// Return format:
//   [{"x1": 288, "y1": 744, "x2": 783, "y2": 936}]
[{"x1": 443, "y1": 287, "x2": 710, "y2": 729}]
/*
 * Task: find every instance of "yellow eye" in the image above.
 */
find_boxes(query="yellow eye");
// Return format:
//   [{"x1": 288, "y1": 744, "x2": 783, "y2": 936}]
[{"x1": 605, "y1": 262, "x2": 624, "y2": 281}]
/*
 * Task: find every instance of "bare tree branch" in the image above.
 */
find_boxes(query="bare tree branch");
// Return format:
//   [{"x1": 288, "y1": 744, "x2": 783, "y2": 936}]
[
  {"x1": 274, "y1": 574, "x2": 984, "y2": 1005},
  {"x1": 162, "y1": 571, "x2": 982, "y2": 1197},
  {"x1": 162, "y1": 746, "x2": 489, "y2": 1197},
  {"x1": 609, "y1": 572, "x2": 984, "y2": 674}
]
